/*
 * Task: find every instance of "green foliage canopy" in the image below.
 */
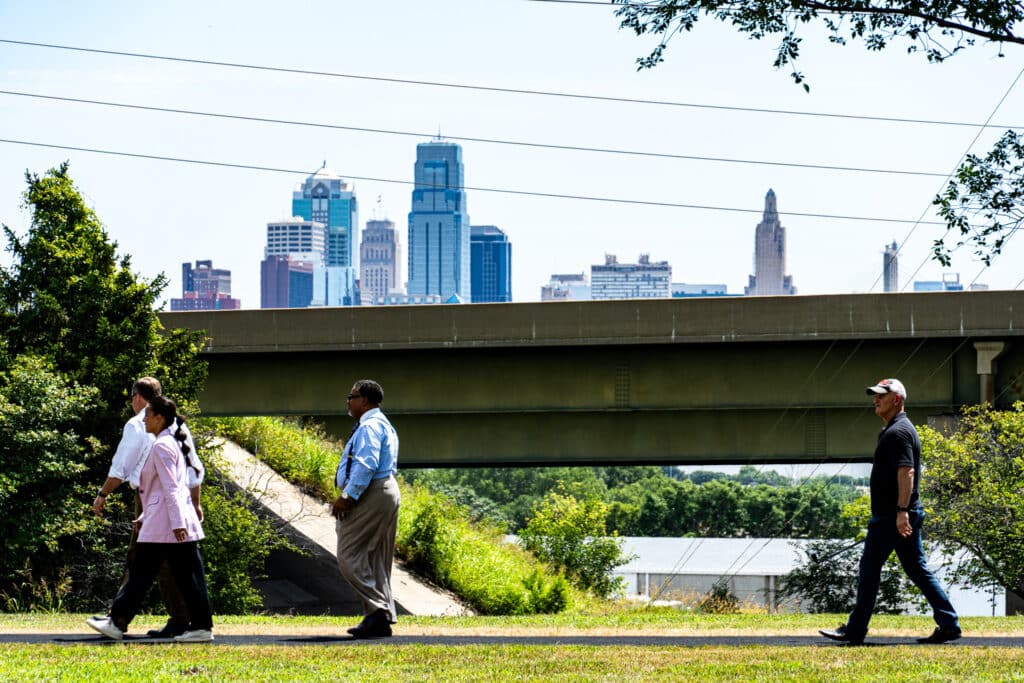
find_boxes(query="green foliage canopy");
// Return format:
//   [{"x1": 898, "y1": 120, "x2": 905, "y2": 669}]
[
  {"x1": 614, "y1": 1, "x2": 1024, "y2": 88},
  {"x1": 519, "y1": 489, "x2": 632, "y2": 598},
  {"x1": 920, "y1": 404, "x2": 1024, "y2": 601}
]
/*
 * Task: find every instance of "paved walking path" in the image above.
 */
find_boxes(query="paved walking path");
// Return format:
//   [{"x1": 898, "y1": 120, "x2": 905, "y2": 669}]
[
  {"x1": 217, "y1": 439, "x2": 470, "y2": 617},
  {"x1": 4, "y1": 633, "x2": 1023, "y2": 647}
]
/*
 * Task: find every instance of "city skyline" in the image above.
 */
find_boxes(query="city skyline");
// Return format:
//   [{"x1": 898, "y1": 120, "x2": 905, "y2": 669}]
[{"x1": 2, "y1": 2, "x2": 1023, "y2": 308}]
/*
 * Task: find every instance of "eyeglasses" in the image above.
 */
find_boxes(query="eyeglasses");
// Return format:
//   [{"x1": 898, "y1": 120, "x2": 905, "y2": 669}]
[{"x1": 346, "y1": 393, "x2": 362, "y2": 400}]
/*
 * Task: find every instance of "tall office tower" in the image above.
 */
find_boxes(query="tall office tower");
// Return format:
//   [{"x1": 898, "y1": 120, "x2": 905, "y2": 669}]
[
  {"x1": 408, "y1": 140, "x2": 471, "y2": 301},
  {"x1": 470, "y1": 225, "x2": 512, "y2": 303},
  {"x1": 541, "y1": 273, "x2": 590, "y2": 301},
  {"x1": 360, "y1": 218, "x2": 403, "y2": 305},
  {"x1": 883, "y1": 240, "x2": 899, "y2": 292},
  {"x1": 591, "y1": 254, "x2": 671, "y2": 300},
  {"x1": 744, "y1": 189, "x2": 797, "y2": 296},
  {"x1": 292, "y1": 166, "x2": 360, "y2": 306},
  {"x1": 261, "y1": 256, "x2": 314, "y2": 309},
  {"x1": 292, "y1": 165, "x2": 358, "y2": 268},
  {"x1": 172, "y1": 260, "x2": 241, "y2": 310}
]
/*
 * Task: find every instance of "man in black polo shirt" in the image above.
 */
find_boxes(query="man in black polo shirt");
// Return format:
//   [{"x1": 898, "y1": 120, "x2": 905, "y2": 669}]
[{"x1": 820, "y1": 378, "x2": 961, "y2": 646}]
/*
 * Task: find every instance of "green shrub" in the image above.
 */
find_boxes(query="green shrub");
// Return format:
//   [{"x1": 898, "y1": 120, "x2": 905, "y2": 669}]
[
  {"x1": 397, "y1": 484, "x2": 570, "y2": 615},
  {"x1": 209, "y1": 417, "x2": 339, "y2": 499}
]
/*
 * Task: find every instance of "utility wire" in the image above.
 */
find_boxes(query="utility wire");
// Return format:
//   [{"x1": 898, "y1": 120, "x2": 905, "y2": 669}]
[
  {"x1": 0, "y1": 90, "x2": 952, "y2": 180},
  {"x1": 881, "y1": 64, "x2": 1024, "y2": 293},
  {"x1": 0, "y1": 137, "x2": 952, "y2": 224},
  {"x1": 2, "y1": 38, "x2": 1022, "y2": 130}
]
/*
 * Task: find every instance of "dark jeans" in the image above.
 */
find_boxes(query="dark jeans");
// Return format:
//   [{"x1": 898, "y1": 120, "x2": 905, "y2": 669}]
[
  {"x1": 110, "y1": 541, "x2": 213, "y2": 632},
  {"x1": 846, "y1": 509, "x2": 959, "y2": 637}
]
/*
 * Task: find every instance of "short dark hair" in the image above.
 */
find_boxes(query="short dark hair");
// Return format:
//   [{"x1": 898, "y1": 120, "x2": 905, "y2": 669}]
[
  {"x1": 352, "y1": 379, "x2": 383, "y2": 405},
  {"x1": 132, "y1": 377, "x2": 162, "y2": 402}
]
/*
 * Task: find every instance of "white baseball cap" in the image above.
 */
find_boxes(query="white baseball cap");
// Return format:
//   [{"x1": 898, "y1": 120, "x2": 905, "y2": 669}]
[{"x1": 866, "y1": 378, "x2": 907, "y2": 400}]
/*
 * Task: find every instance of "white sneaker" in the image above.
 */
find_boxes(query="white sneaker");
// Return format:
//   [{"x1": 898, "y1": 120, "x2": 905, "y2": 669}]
[
  {"x1": 86, "y1": 616, "x2": 124, "y2": 641},
  {"x1": 174, "y1": 629, "x2": 214, "y2": 643}
]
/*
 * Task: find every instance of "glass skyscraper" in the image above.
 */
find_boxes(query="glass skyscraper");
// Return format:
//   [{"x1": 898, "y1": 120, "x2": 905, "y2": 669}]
[
  {"x1": 470, "y1": 225, "x2": 511, "y2": 303},
  {"x1": 408, "y1": 140, "x2": 471, "y2": 301},
  {"x1": 292, "y1": 166, "x2": 359, "y2": 269}
]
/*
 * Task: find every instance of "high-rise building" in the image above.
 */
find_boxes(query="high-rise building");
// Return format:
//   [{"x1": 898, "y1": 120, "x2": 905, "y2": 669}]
[
  {"x1": 912, "y1": 273, "x2": 988, "y2": 292},
  {"x1": 407, "y1": 140, "x2": 471, "y2": 302},
  {"x1": 591, "y1": 254, "x2": 671, "y2": 300},
  {"x1": 360, "y1": 217, "x2": 403, "y2": 305},
  {"x1": 883, "y1": 240, "x2": 899, "y2": 293},
  {"x1": 261, "y1": 255, "x2": 314, "y2": 309},
  {"x1": 292, "y1": 165, "x2": 359, "y2": 268},
  {"x1": 171, "y1": 260, "x2": 241, "y2": 310},
  {"x1": 470, "y1": 225, "x2": 512, "y2": 303},
  {"x1": 541, "y1": 273, "x2": 590, "y2": 301},
  {"x1": 671, "y1": 283, "x2": 734, "y2": 298},
  {"x1": 745, "y1": 189, "x2": 796, "y2": 296},
  {"x1": 265, "y1": 219, "x2": 327, "y2": 263}
]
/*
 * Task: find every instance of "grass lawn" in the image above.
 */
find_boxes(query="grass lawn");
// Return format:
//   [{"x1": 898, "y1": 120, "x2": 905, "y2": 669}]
[{"x1": 3, "y1": 613, "x2": 1022, "y2": 682}]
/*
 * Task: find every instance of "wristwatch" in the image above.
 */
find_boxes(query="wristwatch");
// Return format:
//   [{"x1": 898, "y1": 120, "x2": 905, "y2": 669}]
[
  {"x1": 96, "y1": 491, "x2": 107, "y2": 499},
  {"x1": 896, "y1": 506, "x2": 911, "y2": 512}
]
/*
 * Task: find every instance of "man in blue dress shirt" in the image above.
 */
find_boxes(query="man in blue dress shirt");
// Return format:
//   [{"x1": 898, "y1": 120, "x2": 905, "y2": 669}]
[{"x1": 331, "y1": 379, "x2": 401, "y2": 639}]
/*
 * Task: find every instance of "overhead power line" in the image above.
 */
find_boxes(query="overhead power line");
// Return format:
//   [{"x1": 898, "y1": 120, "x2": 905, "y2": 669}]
[
  {"x1": 0, "y1": 137, "x2": 950, "y2": 225},
  {"x1": 0, "y1": 90, "x2": 949, "y2": 179},
  {"x1": 1, "y1": 38, "x2": 1021, "y2": 130}
]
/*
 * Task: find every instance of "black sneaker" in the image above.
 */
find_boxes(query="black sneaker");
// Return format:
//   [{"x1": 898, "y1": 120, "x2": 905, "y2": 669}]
[
  {"x1": 147, "y1": 620, "x2": 189, "y2": 638},
  {"x1": 819, "y1": 624, "x2": 865, "y2": 645},
  {"x1": 917, "y1": 627, "x2": 962, "y2": 644}
]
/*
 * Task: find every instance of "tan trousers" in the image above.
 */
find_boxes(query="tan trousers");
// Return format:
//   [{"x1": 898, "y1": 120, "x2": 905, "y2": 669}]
[
  {"x1": 335, "y1": 476, "x2": 400, "y2": 621},
  {"x1": 120, "y1": 491, "x2": 189, "y2": 627}
]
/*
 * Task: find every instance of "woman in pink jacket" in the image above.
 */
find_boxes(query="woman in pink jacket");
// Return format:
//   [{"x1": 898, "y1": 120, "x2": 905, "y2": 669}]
[{"x1": 87, "y1": 396, "x2": 214, "y2": 642}]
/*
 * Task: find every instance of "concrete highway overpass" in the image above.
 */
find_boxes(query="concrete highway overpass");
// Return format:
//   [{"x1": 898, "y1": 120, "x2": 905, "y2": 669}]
[{"x1": 160, "y1": 291, "x2": 1024, "y2": 467}]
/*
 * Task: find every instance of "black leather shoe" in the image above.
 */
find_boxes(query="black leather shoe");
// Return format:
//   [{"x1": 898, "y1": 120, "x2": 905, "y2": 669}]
[
  {"x1": 347, "y1": 609, "x2": 393, "y2": 639},
  {"x1": 819, "y1": 625, "x2": 865, "y2": 645},
  {"x1": 917, "y1": 627, "x2": 962, "y2": 644},
  {"x1": 147, "y1": 620, "x2": 189, "y2": 638}
]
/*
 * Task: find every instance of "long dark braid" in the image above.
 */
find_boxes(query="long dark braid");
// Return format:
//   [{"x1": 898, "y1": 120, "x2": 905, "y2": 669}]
[{"x1": 148, "y1": 396, "x2": 201, "y2": 476}]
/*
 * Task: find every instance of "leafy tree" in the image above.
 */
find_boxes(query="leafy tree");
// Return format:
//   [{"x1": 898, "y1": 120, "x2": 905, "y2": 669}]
[
  {"x1": 614, "y1": 1, "x2": 1024, "y2": 88},
  {"x1": 0, "y1": 357, "x2": 100, "y2": 592},
  {"x1": 613, "y1": 1, "x2": 1024, "y2": 266},
  {"x1": 919, "y1": 404, "x2": 1024, "y2": 602},
  {"x1": 935, "y1": 130, "x2": 1024, "y2": 266},
  {"x1": 0, "y1": 163, "x2": 207, "y2": 439},
  {"x1": 0, "y1": 165, "x2": 281, "y2": 613},
  {"x1": 520, "y1": 488, "x2": 633, "y2": 598}
]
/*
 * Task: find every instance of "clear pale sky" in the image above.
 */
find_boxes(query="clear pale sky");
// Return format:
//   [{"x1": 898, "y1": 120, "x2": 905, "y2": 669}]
[{"x1": 2, "y1": 0, "x2": 1022, "y2": 307}]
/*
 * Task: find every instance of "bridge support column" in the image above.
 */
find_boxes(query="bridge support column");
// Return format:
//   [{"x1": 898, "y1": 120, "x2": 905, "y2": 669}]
[{"x1": 974, "y1": 341, "x2": 1007, "y2": 405}]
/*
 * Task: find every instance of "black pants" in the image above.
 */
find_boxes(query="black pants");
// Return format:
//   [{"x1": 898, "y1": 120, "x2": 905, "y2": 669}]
[
  {"x1": 110, "y1": 541, "x2": 213, "y2": 632},
  {"x1": 122, "y1": 492, "x2": 189, "y2": 628}
]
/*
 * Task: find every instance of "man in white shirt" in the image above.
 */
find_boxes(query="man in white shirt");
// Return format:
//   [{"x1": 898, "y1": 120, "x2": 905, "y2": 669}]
[{"x1": 92, "y1": 377, "x2": 204, "y2": 638}]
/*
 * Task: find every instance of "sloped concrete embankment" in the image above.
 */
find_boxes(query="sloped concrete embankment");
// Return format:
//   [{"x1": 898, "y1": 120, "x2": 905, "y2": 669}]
[{"x1": 216, "y1": 439, "x2": 470, "y2": 617}]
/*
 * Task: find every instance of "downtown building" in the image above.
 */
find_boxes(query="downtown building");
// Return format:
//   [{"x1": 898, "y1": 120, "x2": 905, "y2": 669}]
[
  {"x1": 470, "y1": 225, "x2": 512, "y2": 303},
  {"x1": 260, "y1": 218, "x2": 324, "y2": 309},
  {"x1": 407, "y1": 140, "x2": 471, "y2": 303},
  {"x1": 883, "y1": 240, "x2": 899, "y2": 293},
  {"x1": 744, "y1": 189, "x2": 797, "y2": 296},
  {"x1": 541, "y1": 273, "x2": 591, "y2": 301},
  {"x1": 292, "y1": 166, "x2": 359, "y2": 306},
  {"x1": 360, "y1": 217, "x2": 404, "y2": 305},
  {"x1": 590, "y1": 254, "x2": 671, "y2": 300},
  {"x1": 171, "y1": 260, "x2": 241, "y2": 311}
]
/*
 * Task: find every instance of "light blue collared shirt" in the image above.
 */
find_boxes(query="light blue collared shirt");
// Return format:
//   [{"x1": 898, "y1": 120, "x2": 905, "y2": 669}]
[{"x1": 336, "y1": 407, "x2": 398, "y2": 500}]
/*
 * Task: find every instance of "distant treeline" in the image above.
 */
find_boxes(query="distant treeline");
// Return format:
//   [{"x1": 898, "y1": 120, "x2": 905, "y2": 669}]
[{"x1": 403, "y1": 465, "x2": 865, "y2": 539}]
